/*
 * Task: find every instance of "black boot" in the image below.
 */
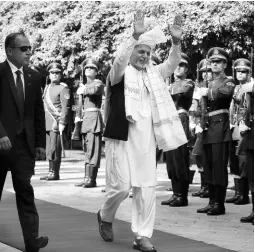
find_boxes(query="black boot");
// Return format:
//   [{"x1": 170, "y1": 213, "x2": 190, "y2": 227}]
[
  {"x1": 234, "y1": 178, "x2": 250, "y2": 205},
  {"x1": 240, "y1": 192, "x2": 254, "y2": 223},
  {"x1": 225, "y1": 178, "x2": 241, "y2": 203},
  {"x1": 200, "y1": 184, "x2": 209, "y2": 198},
  {"x1": 75, "y1": 164, "x2": 89, "y2": 187},
  {"x1": 161, "y1": 177, "x2": 178, "y2": 205},
  {"x1": 161, "y1": 194, "x2": 178, "y2": 205},
  {"x1": 169, "y1": 180, "x2": 189, "y2": 207},
  {"x1": 192, "y1": 173, "x2": 204, "y2": 197},
  {"x1": 84, "y1": 166, "x2": 98, "y2": 188},
  {"x1": 40, "y1": 161, "x2": 53, "y2": 180},
  {"x1": 46, "y1": 162, "x2": 60, "y2": 181},
  {"x1": 197, "y1": 184, "x2": 215, "y2": 213},
  {"x1": 207, "y1": 185, "x2": 226, "y2": 215}
]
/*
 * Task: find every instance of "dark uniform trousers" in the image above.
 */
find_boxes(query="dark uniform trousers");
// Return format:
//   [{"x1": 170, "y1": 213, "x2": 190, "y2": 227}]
[
  {"x1": 82, "y1": 132, "x2": 102, "y2": 168},
  {"x1": 164, "y1": 79, "x2": 194, "y2": 203},
  {"x1": 166, "y1": 113, "x2": 190, "y2": 198},
  {"x1": 46, "y1": 131, "x2": 62, "y2": 171},
  {"x1": 0, "y1": 133, "x2": 39, "y2": 251}
]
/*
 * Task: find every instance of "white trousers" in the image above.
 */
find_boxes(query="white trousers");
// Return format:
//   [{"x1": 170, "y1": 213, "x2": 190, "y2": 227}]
[{"x1": 101, "y1": 140, "x2": 156, "y2": 238}]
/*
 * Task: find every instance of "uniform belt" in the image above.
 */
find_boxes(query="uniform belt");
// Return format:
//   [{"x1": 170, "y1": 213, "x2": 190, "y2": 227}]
[
  {"x1": 85, "y1": 108, "x2": 100, "y2": 112},
  {"x1": 178, "y1": 109, "x2": 188, "y2": 116},
  {"x1": 208, "y1": 109, "x2": 229, "y2": 117}
]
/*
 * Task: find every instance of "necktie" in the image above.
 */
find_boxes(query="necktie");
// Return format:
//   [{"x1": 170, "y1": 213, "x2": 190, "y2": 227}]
[
  {"x1": 15, "y1": 70, "x2": 24, "y2": 134},
  {"x1": 15, "y1": 70, "x2": 24, "y2": 109}
]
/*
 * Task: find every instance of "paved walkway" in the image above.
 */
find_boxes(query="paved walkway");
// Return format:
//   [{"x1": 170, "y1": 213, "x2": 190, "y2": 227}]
[{"x1": 1, "y1": 149, "x2": 254, "y2": 252}]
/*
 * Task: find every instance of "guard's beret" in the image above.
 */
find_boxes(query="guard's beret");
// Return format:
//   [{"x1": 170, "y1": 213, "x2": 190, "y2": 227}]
[
  {"x1": 47, "y1": 62, "x2": 62, "y2": 73},
  {"x1": 82, "y1": 58, "x2": 99, "y2": 70},
  {"x1": 207, "y1": 47, "x2": 229, "y2": 62},
  {"x1": 198, "y1": 59, "x2": 212, "y2": 72},
  {"x1": 180, "y1": 53, "x2": 190, "y2": 67},
  {"x1": 234, "y1": 58, "x2": 251, "y2": 70}
]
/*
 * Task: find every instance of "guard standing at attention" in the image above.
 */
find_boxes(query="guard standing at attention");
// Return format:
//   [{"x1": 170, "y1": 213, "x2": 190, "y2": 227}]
[
  {"x1": 161, "y1": 53, "x2": 194, "y2": 207},
  {"x1": 75, "y1": 58, "x2": 104, "y2": 188},
  {"x1": 197, "y1": 47, "x2": 235, "y2": 215},
  {"x1": 40, "y1": 62, "x2": 70, "y2": 181},
  {"x1": 226, "y1": 58, "x2": 251, "y2": 205},
  {"x1": 191, "y1": 59, "x2": 212, "y2": 198}
]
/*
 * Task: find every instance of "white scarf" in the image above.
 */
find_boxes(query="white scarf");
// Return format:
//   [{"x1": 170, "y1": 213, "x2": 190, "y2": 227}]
[{"x1": 124, "y1": 64, "x2": 187, "y2": 151}]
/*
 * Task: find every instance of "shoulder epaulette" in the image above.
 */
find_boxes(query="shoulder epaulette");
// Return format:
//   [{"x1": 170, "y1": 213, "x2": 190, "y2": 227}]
[{"x1": 60, "y1": 82, "x2": 68, "y2": 87}]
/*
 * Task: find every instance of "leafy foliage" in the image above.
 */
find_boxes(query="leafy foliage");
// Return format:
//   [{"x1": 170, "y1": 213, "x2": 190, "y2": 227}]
[{"x1": 0, "y1": 1, "x2": 253, "y2": 84}]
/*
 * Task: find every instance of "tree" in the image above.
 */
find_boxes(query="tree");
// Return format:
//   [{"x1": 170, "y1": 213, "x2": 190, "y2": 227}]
[{"x1": 0, "y1": 1, "x2": 253, "y2": 82}]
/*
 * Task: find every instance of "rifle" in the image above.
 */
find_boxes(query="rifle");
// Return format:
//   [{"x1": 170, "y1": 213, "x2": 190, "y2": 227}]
[
  {"x1": 191, "y1": 61, "x2": 207, "y2": 156},
  {"x1": 71, "y1": 66, "x2": 83, "y2": 141},
  {"x1": 200, "y1": 56, "x2": 209, "y2": 130},
  {"x1": 232, "y1": 60, "x2": 235, "y2": 79},
  {"x1": 196, "y1": 63, "x2": 199, "y2": 86}
]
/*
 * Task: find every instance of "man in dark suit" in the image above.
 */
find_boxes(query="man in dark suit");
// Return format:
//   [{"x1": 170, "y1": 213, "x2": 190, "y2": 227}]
[{"x1": 0, "y1": 32, "x2": 49, "y2": 252}]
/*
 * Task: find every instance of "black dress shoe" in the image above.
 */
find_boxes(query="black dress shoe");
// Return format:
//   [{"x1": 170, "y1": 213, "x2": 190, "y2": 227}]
[
  {"x1": 36, "y1": 236, "x2": 49, "y2": 250},
  {"x1": 240, "y1": 212, "x2": 254, "y2": 223},
  {"x1": 169, "y1": 197, "x2": 188, "y2": 207},
  {"x1": 26, "y1": 236, "x2": 49, "y2": 252},
  {"x1": 161, "y1": 194, "x2": 178, "y2": 205},
  {"x1": 97, "y1": 210, "x2": 113, "y2": 242},
  {"x1": 207, "y1": 203, "x2": 225, "y2": 215}
]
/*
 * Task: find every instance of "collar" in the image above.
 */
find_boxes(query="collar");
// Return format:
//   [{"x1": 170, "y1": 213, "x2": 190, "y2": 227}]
[
  {"x1": 212, "y1": 73, "x2": 226, "y2": 80},
  {"x1": 7, "y1": 59, "x2": 24, "y2": 75}
]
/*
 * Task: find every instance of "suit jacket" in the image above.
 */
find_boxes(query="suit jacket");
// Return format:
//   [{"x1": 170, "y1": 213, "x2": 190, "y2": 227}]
[{"x1": 0, "y1": 61, "x2": 46, "y2": 157}]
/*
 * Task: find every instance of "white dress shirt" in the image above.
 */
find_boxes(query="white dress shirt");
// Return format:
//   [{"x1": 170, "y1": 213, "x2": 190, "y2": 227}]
[{"x1": 7, "y1": 59, "x2": 25, "y2": 98}]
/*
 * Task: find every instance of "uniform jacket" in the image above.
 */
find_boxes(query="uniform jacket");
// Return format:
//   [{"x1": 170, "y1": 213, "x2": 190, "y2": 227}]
[
  {"x1": 170, "y1": 79, "x2": 195, "y2": 111},
  {"x1": 80, "y1": 79, "x2": 104, "y2": 134},
  {"x1": 203, "y1": 74, "x2": 235, "y2": 144},
  {"x1": 0, "y1": 61, "x2": 46, "y2": 157},
  {"x1": 238, "y1": 91, "x2": 254, "y2": 152},
  {"x1": 43, "y1": 82, "x2": 70, "y2": 131}
]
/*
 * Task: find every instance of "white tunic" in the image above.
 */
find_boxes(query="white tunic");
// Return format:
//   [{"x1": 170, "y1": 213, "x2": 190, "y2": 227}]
[{"x1": 104, "y1": 36, "x2": 181, "y2": 187}]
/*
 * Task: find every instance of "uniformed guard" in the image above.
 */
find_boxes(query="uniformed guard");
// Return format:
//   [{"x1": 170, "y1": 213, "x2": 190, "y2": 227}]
[
  {"x1": 75, "y1": 58, "x2": 104, "y2": 188},
  {"x1": 161, "y1": 53, "x2": 195, "y2": 207},
  {"x1": 226, "y1": 59, "x2": 251, "y2": 205},
  {"x1": 197, "y1": 47, "x2": 235, "y2": 215},
  {"x1": 237, "y1": 80, "x2": 254, "y2": 224},
  {"x1": 191, "y1": 59, "x2": 212, "y2": 198},
  {"x1": 40, "y1": 62, "x2": 70, "y2": 181}
]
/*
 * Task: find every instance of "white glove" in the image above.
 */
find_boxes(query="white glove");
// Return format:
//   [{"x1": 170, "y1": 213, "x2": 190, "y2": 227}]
[
  {"x1": 59, "y1": 123, "x2": 65, "y2": 134},
  {"x1": 77, "y1": 84, "x2": 86, "y2": 95},
  {"x1": 189, "y1": 122, "x2": 196, "y2": 130},
  {"x1": 239, "y1": 122, "x2": 250, "y2": 133},
  {"x1": 74, "y1": 116, "x2": 82, "y2": 123},
  {"x1": 239, "y1": 81, "x2": 254, "y2": 95},
  {"x1": 200, "y1": 87, "x2": 208, "y2": 97},
  {"x1": 230, "y1": 124, "x2": 235, "y2": 130},
  {"x1": 193, "y1": 88, "x2": 201, "y2": 100},
  {"x1": 195, "y1": 125, "x2": 203, "y2": 134}
]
